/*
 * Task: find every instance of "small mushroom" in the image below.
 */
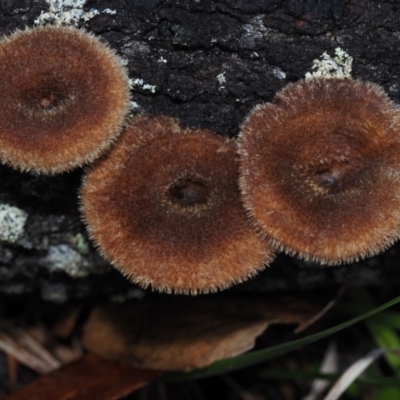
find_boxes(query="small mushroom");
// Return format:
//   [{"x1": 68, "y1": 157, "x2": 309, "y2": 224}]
[
  {"x1": 239, "y1": 78, "x2": 400, "y2": 264},
  {"x1": 0, "y1": 26, "x2": 130, "y2": 173},
  {"x1": 81, "y1": 115, "x2": 274, "y2": 294}
]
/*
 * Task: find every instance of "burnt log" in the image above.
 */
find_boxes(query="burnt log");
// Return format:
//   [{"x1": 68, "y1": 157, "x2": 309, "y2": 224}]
[{"x1": 0, "y1": 0, "x2": 399, "y2": 302}]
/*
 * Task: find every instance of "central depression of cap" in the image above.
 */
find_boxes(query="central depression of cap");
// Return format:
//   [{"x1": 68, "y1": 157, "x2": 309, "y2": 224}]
[
  {"x1": 81, "y1": 115, "x2": 273, "y2": 294},
  {"x1": 0, "y1": 26, "x2": 130, "y2": 173},
  {"x1": 239, "y1": 78, "x2": 400, "y2": 264}
]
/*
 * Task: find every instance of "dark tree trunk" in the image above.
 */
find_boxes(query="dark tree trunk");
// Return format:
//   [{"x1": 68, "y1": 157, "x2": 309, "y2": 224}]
[{"x1": 0, "y1": 0, "x2": 399, "y2": 302}]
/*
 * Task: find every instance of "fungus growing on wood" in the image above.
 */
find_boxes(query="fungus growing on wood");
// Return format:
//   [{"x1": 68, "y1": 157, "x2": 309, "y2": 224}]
[
  {"x1": 0, "y1": 26, "x2": 130, "y2": 173},
  {"x1": 81, "y1": 115, "x2": 274, "y2": 294},
  {"x1": 239, "y1": 78, "x2": 400, "y2": 264}
]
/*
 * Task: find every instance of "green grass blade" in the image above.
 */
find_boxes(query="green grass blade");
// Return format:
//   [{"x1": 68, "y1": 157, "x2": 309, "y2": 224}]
[
  {"x1": 337, "y1": 305, "x2": 400, "y2": 330},
  {"x1": 349, "y1": 289, "x2": 400, "y2": 376},
  {"x1": 366, "y1": 318, "x2": 400, "y2": 375},
  {"x1": 164, "y1": 295, "x2": 400, "y2": 382}
]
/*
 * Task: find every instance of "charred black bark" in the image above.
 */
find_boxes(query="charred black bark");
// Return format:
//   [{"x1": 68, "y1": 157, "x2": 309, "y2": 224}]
[{"x1": 0, "y1": 0, "x2": 399, "y2": 301}]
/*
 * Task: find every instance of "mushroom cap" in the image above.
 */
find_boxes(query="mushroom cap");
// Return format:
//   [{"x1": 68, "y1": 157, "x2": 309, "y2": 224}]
[
  {"x1": 81, "y1": 115, "x2": 274, "y2": 294},
  {"x1": 0, "y1": 26, "x2": 130, "y2": 173},
  {"x1": 239, "y1": 78, "x2": 400, "y2": 264}
]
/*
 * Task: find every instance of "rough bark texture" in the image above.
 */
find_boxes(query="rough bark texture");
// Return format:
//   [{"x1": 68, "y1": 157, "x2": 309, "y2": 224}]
[{"x1": 0, "y1": 0, "x2": 400, "y2": 302}]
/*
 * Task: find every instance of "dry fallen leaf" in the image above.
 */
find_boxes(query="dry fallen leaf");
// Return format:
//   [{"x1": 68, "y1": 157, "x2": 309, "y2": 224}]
[
  {"x1": 82, "y1": 296, "x2": 318, "y2": 371},
  {"x1": 53, "y1": 306, "x2": 83, "y2": 339},
  {"x1": 0, "y1": 324, "x2": 60, "y2": 375},
  {"x1": 5, "y1": 353, "x2": 163, "y2": 400}
]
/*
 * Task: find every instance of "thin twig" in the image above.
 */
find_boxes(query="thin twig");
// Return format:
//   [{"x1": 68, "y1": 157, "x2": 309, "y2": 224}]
[{"x1": 295, "y1": 284, "x2": 347, "y2": 334}]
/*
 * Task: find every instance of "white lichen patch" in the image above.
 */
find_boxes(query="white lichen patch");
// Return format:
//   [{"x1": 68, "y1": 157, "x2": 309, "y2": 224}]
[
  {"x1": 42, "y1": 244, "x2": 104, "y2": 278},
  {"x1": 129, "y1": 78, "x2": 157, "y2": 93},
  {"x1": 217, "y1": 72, "x2": 226, "y2": 90},
  {"x1": 130, "y1": 101, "x2": 141, "y2": 110},
  {"x1": 272, "y1": 67, "x2": 286, "y2": 80},
  {"x1": 44, "y1": 244, "x2": 87, "y2": 277},
  {"x1": 40, "y1": 244, "x2": 111, "y2": 278},
  {"x1": 119, "y1": 57, "x2": 129, "y2": 67},
  {"x1": 102, "y1": 8, "x2": 117, "y2": 15},
  {"x1": 34, "y1": 0, "x2": 116, "y2": 26},
  {"x1": 240, "y1": 15, "x2": 270, "y2": 49},
  {"x1": 305, "y1": 47, "x2": 353, "y2": 81},
  {"x1": 0, "y1": 204, "x2": 27, "y2": 243},
  {"x1": 128, "y1": 101, "x2": 143, "y2": 118},
  {"x1": 68, "y1": 233, "x2": 89, "y2": 255},
  {"x1": 389, "y1": 83, "x2": 399, "y2": 94}
]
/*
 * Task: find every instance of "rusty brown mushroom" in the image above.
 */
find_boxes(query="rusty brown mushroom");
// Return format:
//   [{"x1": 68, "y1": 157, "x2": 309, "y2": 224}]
[
  {"x1": 239, "y1": 78, "x2": 400, "y2": 264},
  {"x1": 81, "y1": 115, "x2": 274, "y2": 294},
  {"x1": 0, "y1": 26, "x2": 130, "y2": 173}
]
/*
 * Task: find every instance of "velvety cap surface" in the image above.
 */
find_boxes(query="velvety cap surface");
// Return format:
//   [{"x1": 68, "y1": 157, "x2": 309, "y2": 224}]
[
  {"x1": 0, "y1": 26, "x2": 130, "y2": 173},
  {"x1": 81, "y1": 115, "x2": 274, "y2": 294},
  {"x1": 239, "y1": 78, "x2": 400, "y2": 264}
]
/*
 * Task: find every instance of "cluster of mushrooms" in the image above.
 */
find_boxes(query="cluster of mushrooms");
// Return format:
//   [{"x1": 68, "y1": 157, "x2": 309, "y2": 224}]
[{"x1": 1, "y1": 25, "x2": 400, "y2": 294}]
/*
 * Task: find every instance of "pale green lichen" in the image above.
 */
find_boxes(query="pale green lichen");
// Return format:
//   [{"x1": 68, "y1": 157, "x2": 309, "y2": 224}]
[
  {"x1": 68, "y1": 232, "x2": 90, "y2": 255},
  {"x1": 217, "y1": 72, "x2": 226, "y2": 90},
  {"x1": 0, "y1": 204, "x2": 27, "y2": 243},
  {"x1": 44, "y1": 244, "x2": 88, "y2": 277},
  {"x1": 41, "y1": 244, "x2": 110, "y2": 278},
  {"x1": 130, "y1": 101, "x2": 141, "y2": 111},
  {"x1": 129, "y1": 78, "x2": 157, "y2": 93},
  {"x1": 305, "y1": 47, "x2": 353, "y2": 81},
  {"x1": 34, "y1": 0, "x2": 116, "y2": 26},
  {"x1": 272, "y1": 67, "x2": 286, "y2": 80}
]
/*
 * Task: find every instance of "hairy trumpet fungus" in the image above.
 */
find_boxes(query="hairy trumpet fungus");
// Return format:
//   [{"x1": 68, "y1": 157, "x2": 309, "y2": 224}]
[
  {"x1": 239, "y1": 78, "x2": 400, "y2": 264},
  {"x1": 81, "y1": 115, "x2": 274, "y2": 294},
  {"x1": 0, "y1": 26, "x2": 130, "y2": 173}
]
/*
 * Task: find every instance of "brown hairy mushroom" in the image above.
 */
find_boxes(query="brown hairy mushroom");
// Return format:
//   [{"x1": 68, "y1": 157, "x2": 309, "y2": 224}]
[
  {"x1": 0, "y1": 26, "x2": 130, "y2": 173},
  {"x1": 239, "y1": 78, "x2": 400, "y2": 265},
  {"x1": 80, "y1": 115, "x2": 274, "y2": 294}
]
